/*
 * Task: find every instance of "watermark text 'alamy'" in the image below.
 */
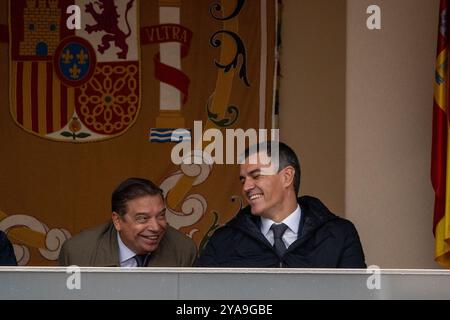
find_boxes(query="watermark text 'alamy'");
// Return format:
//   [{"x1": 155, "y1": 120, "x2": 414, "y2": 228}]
[{"x1": 170, "y1": 121, "x2": 279, "y2": 169}]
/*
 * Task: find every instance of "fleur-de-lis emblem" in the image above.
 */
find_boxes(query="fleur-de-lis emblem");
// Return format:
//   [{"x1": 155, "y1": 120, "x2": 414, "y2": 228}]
[
  {"x1": 76, "y1": 49, "x2": 88, "y2": 65},
  {"x1": 69, "y1": 64, "x2": 81, "y2": 79},
  {"x1": 62, "y1": 49, "x2": 73, "y2": 64}
]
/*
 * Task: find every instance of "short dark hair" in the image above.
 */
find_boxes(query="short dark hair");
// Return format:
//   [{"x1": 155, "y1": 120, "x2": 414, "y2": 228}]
[
  {"x1": 111, "y1": 178, "x2": 164, "y2": 216},
  {"x1": 244, "y1": 141, "x2": 301, "y2": 195}
]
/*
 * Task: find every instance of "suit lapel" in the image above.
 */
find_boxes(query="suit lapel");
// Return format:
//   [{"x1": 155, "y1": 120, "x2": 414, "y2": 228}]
[{"x1": 93, "y1": 222, "x2": 121, "y2": 267}]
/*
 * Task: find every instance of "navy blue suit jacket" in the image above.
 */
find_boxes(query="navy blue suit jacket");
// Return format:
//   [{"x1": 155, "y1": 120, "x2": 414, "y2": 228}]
[{"x1": 0, "y1": 231, "x2": 17, "y2": 266}]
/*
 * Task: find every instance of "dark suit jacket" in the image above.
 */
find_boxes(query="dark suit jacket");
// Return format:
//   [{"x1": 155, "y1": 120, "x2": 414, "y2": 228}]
[
  {"x1": 196, "y1": 196, "x2": 366, "y2": 268},
  {"x1": 58, "y1": 221, "x2": 197, "y2": 267},
  {"x1": 0, "y1": 231, "x2": 17, "y2": 266}
]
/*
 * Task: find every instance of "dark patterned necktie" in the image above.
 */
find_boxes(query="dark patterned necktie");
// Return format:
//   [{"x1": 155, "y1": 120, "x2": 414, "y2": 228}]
[
  {"x1": 134, "y1": 254, "x2": 149, "y2": 267},
  {"x1": 271, "y1": 223, "x2": 288, "y2": 257}
]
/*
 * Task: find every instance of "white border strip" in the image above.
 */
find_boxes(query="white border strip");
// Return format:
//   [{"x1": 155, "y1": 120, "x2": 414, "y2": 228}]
[
  {"x1": 1, "y1": 267, "x2": 450, "y2": 275},
  {"x1": 159, "y1": 7, "x2": 181, "y2": 110}
]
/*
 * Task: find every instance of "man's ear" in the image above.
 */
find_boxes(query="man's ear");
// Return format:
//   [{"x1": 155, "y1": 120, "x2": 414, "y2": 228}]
[
  {"x1": 111, "y1": 212, "x2": 121, "y2": 231},
  {"x1": 281, "y1": 166, "x2": 295, "y2": 189}
]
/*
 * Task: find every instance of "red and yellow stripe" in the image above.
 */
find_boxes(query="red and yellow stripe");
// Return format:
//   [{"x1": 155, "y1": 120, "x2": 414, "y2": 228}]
[
  {"x1": 432, "y1": 0, "x2": 450, "y2": 268},
  {"x1": 10, "y1": 61, "x2": 74, "y2": 135}
]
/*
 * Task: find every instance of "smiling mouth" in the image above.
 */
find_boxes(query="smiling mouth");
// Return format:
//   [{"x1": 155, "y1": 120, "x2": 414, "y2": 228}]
[
  {"x1": 140, "y1": 235, "x2": 159, "y2": 241},
  {"x1": 249, "y1": 193, "x2": 263, "y2": 201}
]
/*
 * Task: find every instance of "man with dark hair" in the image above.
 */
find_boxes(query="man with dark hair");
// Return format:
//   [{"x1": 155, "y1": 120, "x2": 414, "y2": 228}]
[
  {"x1": 196, "y1": 141, "x2": 366, "y2": 268},
  {"x1": 59, "y1": 178, "x2": 197, "y2": 267},
  {"x1": 0, "y1": 231, "x2": 17, "y2": 266}
]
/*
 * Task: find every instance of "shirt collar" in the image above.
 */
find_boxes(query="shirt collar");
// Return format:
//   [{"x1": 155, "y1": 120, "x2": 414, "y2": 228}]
[
  {"x1": 260, "y1": 204, "x2": 301, "y2": 236},
  {"x1": 117, "y1": 232, "x2": 137, "y2": 264}
]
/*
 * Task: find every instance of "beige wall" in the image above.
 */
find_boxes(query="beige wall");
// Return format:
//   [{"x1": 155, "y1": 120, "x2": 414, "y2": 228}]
[
  {"x1": 281, "y1": 0, "x2": 440, "y2": 268},
  {"x1": 346, "y1": 0, "x2": 439, "y2": 268},
  {"x1": 280, "y1": 0, "x2": 347, "y2": 215}
]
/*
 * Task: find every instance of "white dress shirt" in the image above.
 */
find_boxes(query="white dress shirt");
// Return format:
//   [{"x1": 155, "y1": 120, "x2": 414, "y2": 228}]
[
  {"x1": 260, "y1": 205, "x2": 301, "y2": 249},
  {"x1": 117, "y1": 233, "x2": 141, "y2": 267}
]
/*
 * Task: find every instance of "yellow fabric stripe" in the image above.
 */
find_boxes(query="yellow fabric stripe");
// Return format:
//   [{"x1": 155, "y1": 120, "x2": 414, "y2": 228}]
[
  {"x1": 444, "y1": 128, "x2": 450, "y2": 241},
  {"x1": 435, "y1": 218, "x2": 450, "y2": 267},
  {"x1": 0, "y1": 210, "x2": 46, "y2": 249},
  {"x1": 38, "y1": 62, "x2": 47, "y2": 135},
  {"x1": 52, "y1": 75, "x2": 61, "y2": 131},
  {"x1": 67, "y1": 87, "x2": 75, "y2": 123},
  {"x1": 22, "y1": 62, "x2": 32, "y2": 130},
  {"x1": 435, "y1": 128, "x2": 450, "y2": 267},
  {"x1": 10, "y1": 62, "x2": 17, "y2": 120},
  {"x1": 204, "y1": 23, "x2": 238, "y2": 134},
  {"x1": 167, "y1": 1, "x2": 238, "y2": 209},
  {"x1": 434, "y1": 49, "x2": 448, "y2": 113},
  {"x1": 7, "y1": 228, "x2": 46, "y2": 250}
]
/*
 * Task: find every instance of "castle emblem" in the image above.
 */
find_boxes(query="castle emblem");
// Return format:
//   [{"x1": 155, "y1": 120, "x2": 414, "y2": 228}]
[{"x1": 9, "y1": 0, "x2": 141, "y2": 142}]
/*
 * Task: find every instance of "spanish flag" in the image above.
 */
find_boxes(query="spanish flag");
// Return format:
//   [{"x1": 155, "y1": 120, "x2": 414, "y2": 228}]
[{"x1": 432, "y1": 0, "x2": 450, "y2": 268}]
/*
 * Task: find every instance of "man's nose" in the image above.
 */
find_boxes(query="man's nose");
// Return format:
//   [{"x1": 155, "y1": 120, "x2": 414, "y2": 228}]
[
  {"x1": 146, "y1": 219, "x2": 161, "y2": 232},
  {"x1": 242, "y1": 178, "x2": 254, "y2": 192}
]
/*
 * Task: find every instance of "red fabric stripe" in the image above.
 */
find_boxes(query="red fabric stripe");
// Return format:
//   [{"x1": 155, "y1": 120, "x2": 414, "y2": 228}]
[
  {"x1": 154, "y1": 53, "x2": 190, "y2": 104},
  {"x1": 31, "y1": 62, "x2": 39, "y2": 133},
  {"x1": 0, "y1": 24, "x2": 7, "y2": 43},
  {"x1": 46, "y1": 62, "x2": 53, "y2": 133},
  {"x1": 60, "y1": 84, "x2": 68, "y2": 128},
  {"x1": 16, "y1": 62, "x2": 23, "y2": 125},
  {"x1": 432, "y1": 103, "x2": 448, "y2": 234},
  {"x1": 432, "y1": 0, "x2": 450, "y2": 235}
]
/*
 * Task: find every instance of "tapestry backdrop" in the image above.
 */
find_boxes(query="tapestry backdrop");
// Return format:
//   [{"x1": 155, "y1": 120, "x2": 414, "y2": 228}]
[{"x1": 0, "y1": 0, "x2": 277, "y2": 265}]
